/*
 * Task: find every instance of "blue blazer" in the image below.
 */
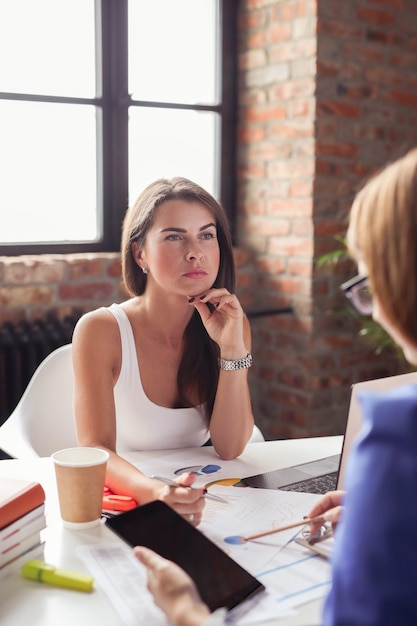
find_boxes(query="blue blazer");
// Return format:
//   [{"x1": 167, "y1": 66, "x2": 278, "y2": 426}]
[{"x1": 323, "y1": 384, "x2": 417, "y2": 625}]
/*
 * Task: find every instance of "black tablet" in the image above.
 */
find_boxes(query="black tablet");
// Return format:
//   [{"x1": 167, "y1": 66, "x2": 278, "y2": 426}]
[{"x1": 106, "y1": 500, "x2": 265, "y2": 612}]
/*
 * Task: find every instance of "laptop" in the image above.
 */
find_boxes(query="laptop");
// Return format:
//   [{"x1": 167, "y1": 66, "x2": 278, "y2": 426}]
[{"x1": 242, "y1": 371, "x2": 417, "y2": 494}]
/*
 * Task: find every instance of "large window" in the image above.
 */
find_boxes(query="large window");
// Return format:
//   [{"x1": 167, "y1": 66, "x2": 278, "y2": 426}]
[{"x1": 0, "y1": 0, "x2": 237, "y2": 255}]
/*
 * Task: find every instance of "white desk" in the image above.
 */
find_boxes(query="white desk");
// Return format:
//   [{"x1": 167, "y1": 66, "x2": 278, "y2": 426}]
[{"x1": 0, "y1": 436, "x2": 342, "y2": 626}]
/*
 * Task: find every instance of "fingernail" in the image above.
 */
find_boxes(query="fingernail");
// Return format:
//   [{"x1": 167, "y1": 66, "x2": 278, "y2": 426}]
[
  {"x1": 199, "y1": 294, "x2": 206, "y2": 300},
  {"x1": 203, "y1": 488, "x2": 208, "y2": 494},
  {"x1": 187, "y1": 297, "x2": 195, "y2": 303},
  {"x1": 214, "y1": 302, "x2": 219, "y2": 308}
]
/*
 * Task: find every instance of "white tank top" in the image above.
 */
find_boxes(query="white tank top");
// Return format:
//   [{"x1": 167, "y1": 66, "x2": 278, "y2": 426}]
[{"x1": 106, "y1": 303, "x2": 210, "y2": 452}]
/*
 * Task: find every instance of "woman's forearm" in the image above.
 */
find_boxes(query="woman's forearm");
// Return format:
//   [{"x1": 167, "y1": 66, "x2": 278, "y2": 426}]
[
  {"x1": 94, "y1": 446, "x2": 162, "y2": 504},
  {"x1": 209, "y1": 369, "x2": 254, "y2": 459}
]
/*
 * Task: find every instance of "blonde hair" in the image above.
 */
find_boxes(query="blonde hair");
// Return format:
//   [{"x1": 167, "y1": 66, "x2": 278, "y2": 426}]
[{"x1": 348, "y1": 148, "x2": 417, "y2": 344}]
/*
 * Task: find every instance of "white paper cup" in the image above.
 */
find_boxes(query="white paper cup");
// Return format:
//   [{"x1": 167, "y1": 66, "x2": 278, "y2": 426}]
[{"x1": 52, "y1": 447, "x2": 109, "y2": 529}]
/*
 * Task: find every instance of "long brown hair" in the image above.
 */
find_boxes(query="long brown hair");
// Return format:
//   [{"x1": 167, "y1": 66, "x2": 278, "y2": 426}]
[
  {"x1": 348, "y1": 148, "x2": 417, "y2": 345},
  {"x1": 121, "y1": 177, "x2": 236, "y2": 413}
]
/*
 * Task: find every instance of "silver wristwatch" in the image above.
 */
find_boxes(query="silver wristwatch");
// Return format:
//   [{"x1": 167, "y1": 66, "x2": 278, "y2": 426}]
[{"x1": 218, "y1": 352, "x2": 253, "y2": 371}]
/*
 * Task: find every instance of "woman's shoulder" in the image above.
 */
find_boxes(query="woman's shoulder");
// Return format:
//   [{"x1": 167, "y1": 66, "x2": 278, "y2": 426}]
[
  {"x1": 76, "y1": 305, "x2": 115, "y2": 327},
  {"x1": 73, "y1": 305, "x2": 123, "y2": 347}
]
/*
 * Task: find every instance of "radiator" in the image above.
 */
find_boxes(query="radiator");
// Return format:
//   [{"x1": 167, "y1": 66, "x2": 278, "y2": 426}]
[{"x1": 0, "y1": 313, "x2": 82, "y2": 426}]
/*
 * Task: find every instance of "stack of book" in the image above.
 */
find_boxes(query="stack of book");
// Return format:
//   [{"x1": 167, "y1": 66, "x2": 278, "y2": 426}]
[{"x1": 0, "y1": 477, "x2": 46, "y2": 580}]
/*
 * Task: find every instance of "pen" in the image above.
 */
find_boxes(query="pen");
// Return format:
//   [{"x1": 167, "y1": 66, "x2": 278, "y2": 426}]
[
  {"x1": 242, "y1": 515, "x2": 326, "y2": 542},
  {"x1": 151, "y1": 475, "x2": 229, "y2": 504},
  {"x1": 21, "y1": 559, "x2": 94, "y2": 592}
]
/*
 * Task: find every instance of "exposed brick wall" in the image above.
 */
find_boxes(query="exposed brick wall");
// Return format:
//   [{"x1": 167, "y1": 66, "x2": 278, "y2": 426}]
[
  {"x1": 237, "y1": 0, "x2": 417, "y2": 439},
  {"x1": 0, "y1": 254, "x2": 124, "y2": 325},
  {"x1": 311, "y1": 0, "x2": 417, "y2": 435}
]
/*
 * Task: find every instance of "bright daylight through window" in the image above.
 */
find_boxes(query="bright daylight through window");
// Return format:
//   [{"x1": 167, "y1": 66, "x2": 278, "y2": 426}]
[{"x1": 0, "y1": 0, "x2": 234, "y2": 254}]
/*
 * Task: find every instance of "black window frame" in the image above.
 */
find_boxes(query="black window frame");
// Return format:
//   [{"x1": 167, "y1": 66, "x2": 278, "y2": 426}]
[{"x1": 1, "y1": 0, "x2": 237, "y2": 256}]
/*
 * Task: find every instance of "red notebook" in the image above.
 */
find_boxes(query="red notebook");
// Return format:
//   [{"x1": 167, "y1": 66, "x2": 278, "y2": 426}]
[{"x1": 0, "y1": 478, "x2": 45, "y2": 530}]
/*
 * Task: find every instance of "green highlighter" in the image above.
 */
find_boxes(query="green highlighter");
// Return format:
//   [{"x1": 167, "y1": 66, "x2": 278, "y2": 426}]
[{"x1": 22, "y1": 559, "x2": 94, "y2": 592}]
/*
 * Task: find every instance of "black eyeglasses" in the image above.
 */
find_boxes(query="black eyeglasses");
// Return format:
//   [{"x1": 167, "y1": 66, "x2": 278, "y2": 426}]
[{"x1": 341, "y1": 274, "x2": 373, "y2": 316}]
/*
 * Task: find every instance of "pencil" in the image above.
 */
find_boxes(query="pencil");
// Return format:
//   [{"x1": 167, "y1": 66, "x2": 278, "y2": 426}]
[
  {"x1": 242, "y1": 514, "x2": 326, "y2": 542},
  {"x1": 151, "y1": 475, "x2": 229, "y2": 504}
]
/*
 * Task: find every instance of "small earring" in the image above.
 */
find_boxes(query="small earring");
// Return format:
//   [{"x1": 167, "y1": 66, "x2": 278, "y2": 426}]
[{"x1": 142, "y1": 266, "x2": 148, "y2": 274}]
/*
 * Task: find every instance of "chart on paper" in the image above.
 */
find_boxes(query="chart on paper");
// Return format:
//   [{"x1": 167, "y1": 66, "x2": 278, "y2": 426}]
[{"x1": 198, "y1": 485, "x2": 332, "y2": 623}]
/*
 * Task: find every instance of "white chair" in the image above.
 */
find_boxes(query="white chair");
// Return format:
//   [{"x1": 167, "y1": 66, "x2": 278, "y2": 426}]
[
  {"x1": 249, "y1": 425, "x2": 265, "y2": 443},
  {"x1": 0, "y1": 344, "x2": 77, "y2": 458}
]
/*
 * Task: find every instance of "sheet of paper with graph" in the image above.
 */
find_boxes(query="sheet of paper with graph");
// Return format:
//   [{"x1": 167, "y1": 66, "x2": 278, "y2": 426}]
[{"x1": 198, "y1": 485, "x2": 332, "y2": 624}]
